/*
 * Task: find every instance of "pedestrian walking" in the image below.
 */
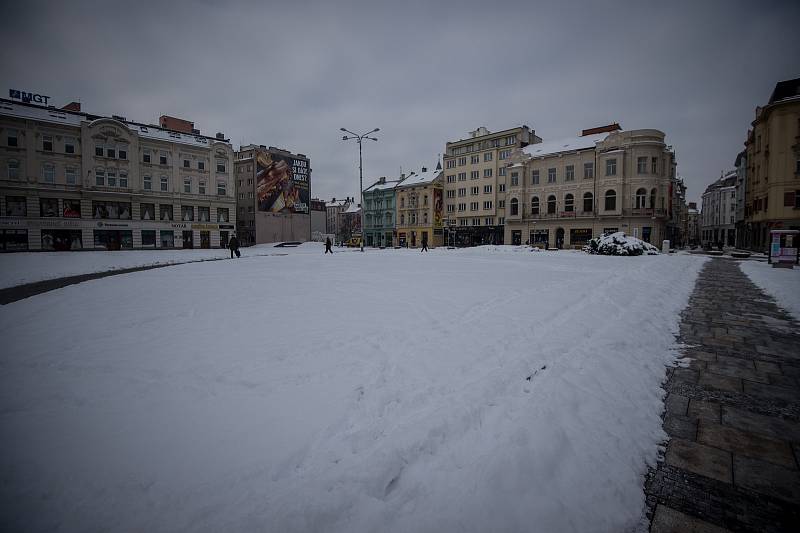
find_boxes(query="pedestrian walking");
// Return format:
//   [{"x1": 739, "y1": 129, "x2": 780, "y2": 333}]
[
  {"x1": 228, "y1": 235, "x2": 240, "y2": 258},
  {"x1": 325, "y1": 237, "x2": 333, "y2": 254},
  {"x1": 421, "y1": 235, "x2": 428, "y2": 252}
]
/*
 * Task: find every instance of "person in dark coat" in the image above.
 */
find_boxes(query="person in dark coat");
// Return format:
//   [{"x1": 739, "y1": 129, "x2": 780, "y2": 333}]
[
  {"x1": 228, "y1": 235, "x2": 240, "y2": 258},
  {"x1": 325, "y1": 237, "x2": 333, "y2": 254},
  {"x1": 421, "y1": 234, "x2": 428, "y2": 252}
]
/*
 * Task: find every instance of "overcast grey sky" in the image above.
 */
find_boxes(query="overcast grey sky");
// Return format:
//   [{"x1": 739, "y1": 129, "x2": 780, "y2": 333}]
[{"x1": 1, "y1": 0, "x2": 798, "y2": 203}]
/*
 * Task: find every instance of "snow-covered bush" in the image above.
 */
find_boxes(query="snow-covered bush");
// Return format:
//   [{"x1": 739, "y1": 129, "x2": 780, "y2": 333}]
[{"x1": 583, "y1": 232, "x2": 659, "y2": 256}]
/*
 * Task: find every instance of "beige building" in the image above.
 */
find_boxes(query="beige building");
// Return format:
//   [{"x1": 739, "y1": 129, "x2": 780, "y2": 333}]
[
  {"x1": 504, "y1": 125, "x2": 676, "y2": 248},
  {"x1": 0, "y1": 98, "x2": 235, "y2": 251},
  {"x1": 234, "y1": 144, "x2": 311, "y2": 245},
  {"x1": 442, "y1": 125, "x2": 541, "y2": 245},
  {"x1": 395, "y1": 165, "x2": 444, "y2": 248},
  {"x1": 743, "y1": 77, "x2": 800, "y2": 251}
]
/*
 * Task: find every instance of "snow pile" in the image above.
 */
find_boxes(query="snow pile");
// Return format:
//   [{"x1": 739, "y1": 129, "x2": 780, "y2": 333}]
[
  {"x1": 738, "y1": 260, "x2": 800, "y2": 320},
  {"x1": 0, "y1": 248, "x2": 705, "y2": 532},
  {"x1": 584, "y1": 232, "x2": 659, "y2": 256}
]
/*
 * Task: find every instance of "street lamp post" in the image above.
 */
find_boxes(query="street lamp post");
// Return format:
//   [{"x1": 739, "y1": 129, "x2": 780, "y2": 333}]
[{"x1": 341, "y1": 127, "x2": 379, "y2": 252}]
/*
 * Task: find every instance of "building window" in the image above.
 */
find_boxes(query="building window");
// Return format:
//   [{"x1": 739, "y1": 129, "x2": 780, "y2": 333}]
[
  {"x1": 143, "y1": 151, "x2": 151, "y2": 163},
  {"x1": 7, "y1": 159, "x2": 19, "y2": 179},
  {"x1": 471, "y1": 170, "x2": 479, "y2": 179},
  {"x1": 650, "y1": 188, "x2": 657, "y2": 208},
  {"x1": 40, "y1": 197, "x2": 58, "y2": 217},
  {"x1": 198, "y1": 206, "x2": 210, "y2": 222},
  {"x1": 606, "y1": 158, "x2": 617, "y2": 176},
  {"x1": 106, "y1": 147, "x2": 115, "y2": 159},
  {"x1": 217, "y1": 181, "x2": 226, "y2": 195},
  {"x1": 484, "y1": 152, "x2": 493, "y2": 162},
  {"x1": 447, "y1": 174, "x2": 456, "y2": 183},
  {"x1": 458, "y1": 172, "x2": 467, "y2": 181},
  {"x1": 636, "y1": 188, "x2": 647, "y2": 208},
  {"x1": 160, "y1": 204, "x2": 173, "y2": 221},
  {"x1": 5, "y1": 196, "x2": 27, "y2": 217},
  {"x1": 583, "y1": 192, "x2": 593, "y2": 212},
  {"x1": 447, "y1": 204, "x2": 455, "y2": 213},
  {"x1": 566, "y1": 165, "x2": 575, "y2": 181},
  {"x1": 184, "y1": 178, "x2": 191, "y2": 193},
  {"x1": 471, "y1": 186, "x2": 479, "y2": 195},
  {"x1": 95, "y1": 168, "x2": 105, "y2": 186},
  {"x1": 400, "y1": 214, "x2": 405, "y2": 224},
  {"x1": 92, "y1": 201, "x2": 131, "y2": 219},
  {"x1": 446, "y1": 159, "x2": 455, "y2": 169},
  {"x1": 499, "y1": 149, "x2": 511, "y2": 160},
  {"x1": 143, "y1": 175, "x2": 152, "y2": 190},
  {"x1": 119, "y1": 171, "x2": 128, "y2": 188},
  {"x1": 65, "y1": 138, "x2": 75, "y2": 154},
  {"x1": 498, "y1": 200, "x2": 505, "y2": 208},
  {"x1": 483, "y1": 201, "x2": 492, "y2": 210},
  {"x1": 458, "y1": 157, "x2": 467, "y2": 166},
  {"x1": 217, "y1": 208, "x2": 229, "y2": 222},
  {"x1": 199, "y1": 180, "x2": 206, "y2": 195},
  {"x1": 107, "y1": 169, "x2": 117, "y2": 187},
  {"x1": 483, "y1": 168, "x2": 493, "y2": 178},
  {"x1": 604, "y1": 189, "x2": 616, "y2": 211},
  {"x1": 499, "y1": 168, "x2": 506, "y2": 177},
  {"x1": 160, "y1": 152, "x2": 168, "y2": 165},
  {"x1": 637, "y1": 156, "x2": 647, "y2": 174},
  {"x1": 458, "y1": 188, "x2": 466, "y2": 197},
  {"x1": 42, "y1": 135, "x2": 53, "y2": 152},
  {"x1": 532, "y1": 170, "x2": 539, "y2": 184},
  {"x1": 472, "y1": 218, "x2": 480, "y2": 226},
  {"x1": 584, "y1": 162, "x2": 594, "y2": 179},
  {"x1": 43, "y1": 163, "x2": 55, "y2": 183},
  {"x1": 181, "y1": 206, "x2": 194, "y2": 221},
  {"x1": 547, "y1": 195, "x2": 556, "y2": 214},
  {"x1": 7, "y1": 130, "x2": 18, "y2": 147},
  {"x1": 564, "y1": 193, "x2": 574, "y2": 212},
  {"x1": 531, "y1": 196, "x2": 540, "y2": 214},
  {"x1": 160, "y1": 176, "x2": 168, "y2": 191},
  {"x1": 63, "y1": 199, "x2": 81, "y2": 218},
  {"x1": 184, "y1": 159, "x2": 190, "y2": 168},
  {"x1": 447, "y1": 190, "x2": 455, "y2": 198},
  {"x1": 547, "y1": 168, "x2": 556, "y2": 183},
  {"x1": 458, "y1": 203, "x2": 466, "y2": 212},
  {"x1": 484, "y1": 185, "x2": 492, "y2": 194},
  {"x1": 95, "y1": 144, "x2": 104, "y2": 157},
  {"x1": 64, "y1": 166, "x2": 76, "y2": 185},
  {"x1": 471, "y1": 155, "x2": 479, "y2": 164},
  {"x1": 499, "y1": 183, "x2": 506, "y2": 192},
  {"x1": 510, "y1": 172, "x2": 519, "y2": 186},
  {"x1": 118, "y1": 147, "x2": 127, "y2": 160},
  {"x1": 651, "y1": 157, "x2": 658, "y2": 174},
  {"x1": 140, "y1": 203, "x2": 155, "y2": 220},
  {"x1": 198, "y1": 161, "x2": 205, "y2": 170},
  {"x1": 510, "y1": 198, "x2": 519, "y2": 216}
]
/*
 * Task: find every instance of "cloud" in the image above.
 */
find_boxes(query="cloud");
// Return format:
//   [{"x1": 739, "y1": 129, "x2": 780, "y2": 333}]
[{"x1": 1, "y1": 0, "x2": 798, "y2": 202}]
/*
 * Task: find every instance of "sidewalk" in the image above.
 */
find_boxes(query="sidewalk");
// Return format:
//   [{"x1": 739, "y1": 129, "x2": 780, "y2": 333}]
[{"x1": 646, "y1": 258, "x2": 800, "y2": 532}]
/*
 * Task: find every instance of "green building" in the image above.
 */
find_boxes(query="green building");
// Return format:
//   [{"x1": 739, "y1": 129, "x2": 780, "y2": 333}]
[{"x1": 363, "y1": 176, "x2": 404, "y2": 247}]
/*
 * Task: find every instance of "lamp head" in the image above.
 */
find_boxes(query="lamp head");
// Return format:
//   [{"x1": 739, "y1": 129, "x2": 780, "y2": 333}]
[{"x1": 340, "y1": 128, "x2": 347, "y2": 132}]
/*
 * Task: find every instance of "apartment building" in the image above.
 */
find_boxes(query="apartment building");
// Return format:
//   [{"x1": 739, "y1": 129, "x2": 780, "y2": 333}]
[
  {"x1": 701, "y1": 171, "x2": 737, "y2": 247},
  {"x1": 687, "y1": 202, "x2": 700, "y2": 246},
  {"x1": 325, "y1": 197, "x2": 353, "y2": 242},
  {"x1": 363, "y1": 176, "x2": 402, "y2": 247},
  {"x1": 734, "y1": 150, "x2": 748, "y2": 248},
  {"x1": 442, "y1": 125, "x2": 540, "y2": 246},
  {"x1": 0, "y1": 97, "x2": 235, "y2": 251},
  {"x1": 504, "y1": 125, "x2": 676, "y2": 248},
  {"x1": 743, "y1": 77, "x2": 800, "y2": 252},
  {"x1": 310, "y1": 198, "x2": 327, "y2": 238},
  {"x1": 234, "y1": 144, "x2": 310, "y2": 245},
  {"x1": 395, "y1": 165, "x2": 444, "y2": 248}
]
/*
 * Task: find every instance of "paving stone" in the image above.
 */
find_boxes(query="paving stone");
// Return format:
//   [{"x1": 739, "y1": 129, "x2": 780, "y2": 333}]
[
  {"x1": 733, "y1": 455, "x2": 800, "y2": 504},
  {"x1": 665, "y1": 394, "x2": 689, "y2": 416},
  {"x1": 782, "y1": 364, "x2": 800, "y2": 379},
  {"x1": 742, "y1": 380, "x2": 799, "y2": 403},
  {"x1": 665, "y1": 438, "x2": 732, "y2": 483},
  {"x1": 705, "y1": 361, "x2": 769, "y2": 384},
  {"x1": 721, "y1": 406, "x2": 800, "y2": 441},
  {"x1": 664, "y1": 414, "x2": 697, "y2": 441},
  {"x1": 767, "y1": 373, "x2": 799, "y2": 388},
  {"x1": 698, "y1": 372, "x2": 742, "y2": 393},
  {"x1": 651, "y1": 505, "x2": 733, "y2": 533},
  {"x1": 697, "y1": 422, "x2": 796, "y2": 468},
  {"x1": 687, "y1": 400, "x2": 721, "y2": 424},
  {"x1": 714, "y1": 355, "x2": 756, "y2": 371},
  {"x1": 673, "y1": 367, "x2": 700, "y2": 386},
  {"x1": 686, "y1": 350, "x2": 717, "y2": 362},
  {"x1": 754, "y1": 360, "x2": 782, "y2": 375}
]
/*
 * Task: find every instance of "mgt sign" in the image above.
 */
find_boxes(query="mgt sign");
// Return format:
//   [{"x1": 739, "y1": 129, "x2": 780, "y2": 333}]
[{"x1": 9, "y1": 89, "x2": 50, "y2": 105}]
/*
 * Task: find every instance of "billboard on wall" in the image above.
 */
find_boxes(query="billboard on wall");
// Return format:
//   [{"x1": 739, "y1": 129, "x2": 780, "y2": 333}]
[
  {"x1": 256, "y1": 151, "x2": 310, "y2": 214},
  {"x1": 433, "y1": 187, "x2": 443, "y2": 228}
]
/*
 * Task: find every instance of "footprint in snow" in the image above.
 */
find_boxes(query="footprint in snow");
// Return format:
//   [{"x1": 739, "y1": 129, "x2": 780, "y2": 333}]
[{"x1": 523, "y1": 365, "x2": 547, "y2": 393}]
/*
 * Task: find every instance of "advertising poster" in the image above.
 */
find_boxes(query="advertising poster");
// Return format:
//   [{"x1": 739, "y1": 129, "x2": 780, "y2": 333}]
[
  {"x1": 256, "y1": 151, "x2": 309, "y2": 214},
  {"x1": 433, "y1": 187, "x2": 443, "y2": 228}
]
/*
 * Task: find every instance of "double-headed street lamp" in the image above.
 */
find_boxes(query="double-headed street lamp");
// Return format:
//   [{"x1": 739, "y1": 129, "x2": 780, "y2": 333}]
[{"x1": 341, "y1": 127, "x2": 379, "y2": 252}]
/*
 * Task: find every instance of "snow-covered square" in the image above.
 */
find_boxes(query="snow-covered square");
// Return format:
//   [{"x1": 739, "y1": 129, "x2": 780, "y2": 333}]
[{"x1": 0, "y1": 245, "x2": 706, "y2": 532}]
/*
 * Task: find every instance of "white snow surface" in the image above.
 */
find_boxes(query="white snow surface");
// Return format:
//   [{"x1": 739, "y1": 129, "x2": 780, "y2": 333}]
[
  {"x1": 0, "y1": 245, "x2": 706, "y2": 532},
  {"x1": 739, "y1": 259, "x2": 800, "y2": 320}
]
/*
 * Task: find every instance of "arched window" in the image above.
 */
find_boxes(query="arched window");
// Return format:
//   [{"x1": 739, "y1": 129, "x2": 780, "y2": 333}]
[
  {"x1": 564, "y1": 193, "x2": 574, "y2": 212},
  {"x1": 650, "y1": 188, "x2": 657, "y2": 209},
  {"x1": 547, "y1": 195, "x2": 556, "y2": 214},
  {"x1": 531, "y1": 196, "x2": 540, "y2": 215},
  {"x1": 636, "y1": 188, "x2": 647, "y2": 208},
  {"x1": 583, "y1": 192, "x2": 593, "y2": 213},
  {"x1": 400, "y1": 213, "x2": 405, "y2": 225},
  {"x1": 604, "y1": 190, "x2": 617, "y2": 211},
  {"x1": 423, "y1": 212, "x2": 428, "y2": 224},
  {"x1": 510, "y1": 198, "x2": 519, "y2": 216}
]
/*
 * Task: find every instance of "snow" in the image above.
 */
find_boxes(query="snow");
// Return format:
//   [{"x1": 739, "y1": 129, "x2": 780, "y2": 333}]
[
  {"x1": 0, "y1": 245, "x2": 706, "y2": 532},
  {"x1": 585, "y1": 232, "x2": 659, "y2": 256},
  {"x1": 739, "y1": 260, "x2": 800, "y2": 320},
  {"x1": 523, "y1": 132, "x2": 607, "y2": 158},
  {"x1": 396, "y1": 167, "x2": 441, "y2": 187}
]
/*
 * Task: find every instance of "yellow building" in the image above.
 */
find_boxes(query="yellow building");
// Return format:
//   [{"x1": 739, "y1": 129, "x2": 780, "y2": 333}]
[
  {"x1": 395, "y1": 164, "x2": 444, "y2": 248},
  {"x1": 743, "y1": 78, "x2": 800, "y2": 251}
]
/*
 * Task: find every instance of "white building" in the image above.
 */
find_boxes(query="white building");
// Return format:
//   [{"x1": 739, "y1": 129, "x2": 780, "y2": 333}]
[{"x1": 700, "y1": 171, "x2": 737, "y2": 247}]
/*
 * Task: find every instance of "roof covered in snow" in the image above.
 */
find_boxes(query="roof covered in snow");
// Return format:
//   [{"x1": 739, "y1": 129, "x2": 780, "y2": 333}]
[
  {"x1": 523, "y1": 132, "x2": 607, "y2": 158},
  {"x1": 396, "y1": 167, "x2": 442, "y2": 188},
  {"x1": 364, "y1": 178, "x2": 403, "y2": 193},
  {"x1": 343, "y1": 203, "x2": 361, "y2": 213}
]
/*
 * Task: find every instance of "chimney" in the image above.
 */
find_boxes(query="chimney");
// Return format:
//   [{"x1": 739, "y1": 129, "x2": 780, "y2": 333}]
[
  {"x1": 379, "y1": 177, "x2": 386, "y2": 184},
  {"x1": 421, "y1": 167, "x2": 427, "y2": 173},
  {"x1": 332, "y1": 197, "x2": 336, "y2": 202},
  {"x1": 215, "y1": 132, "x2": 225, "y2": 140},
  {"x1": 581, "y1": 123, "x2": 622, "y2": 136},
  {"x1": 61, "y1": 101, "x2": 81, "y2": 112}
]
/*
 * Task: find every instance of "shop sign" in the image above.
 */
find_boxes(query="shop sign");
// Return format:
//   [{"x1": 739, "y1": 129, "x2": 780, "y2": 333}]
[
  {"x1": 171, "y1": 223, "x2": 188, "y2": 229},
  {"x1": 192, "y1": 223, "x2": 219, "y2": 230},
  {"x1": 96, "y1": 221, "x2": 130, "y2": 228},
  {"x1": 219, "y1": 224, "x2": 234, "y2": 229},
  {"x1": 0, "y1": 218, "x2": 23, "y2": 228},
  {"x1": 9, "y1": 88, "x2": 50, "y2": 105}
]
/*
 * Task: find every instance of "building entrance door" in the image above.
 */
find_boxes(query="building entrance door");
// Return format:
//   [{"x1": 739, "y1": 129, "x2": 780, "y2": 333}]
[
  {"x1": 182, "y1": 230, "x2": 194, "y2": 249},
  {"x1": 556, "y1": 227, "x2": 565, "y2": 249},
  {"x1": 200, "y1": 231, "x2": 210, "y2": 249},
  {"x1": 512, "y1": 230, "x2": 522, "y2": 245}
]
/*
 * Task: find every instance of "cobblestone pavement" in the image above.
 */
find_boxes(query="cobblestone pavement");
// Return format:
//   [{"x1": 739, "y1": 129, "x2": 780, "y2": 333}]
[{"x1": 645, "y1": 258, "x2": 800, "y2": 532}]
